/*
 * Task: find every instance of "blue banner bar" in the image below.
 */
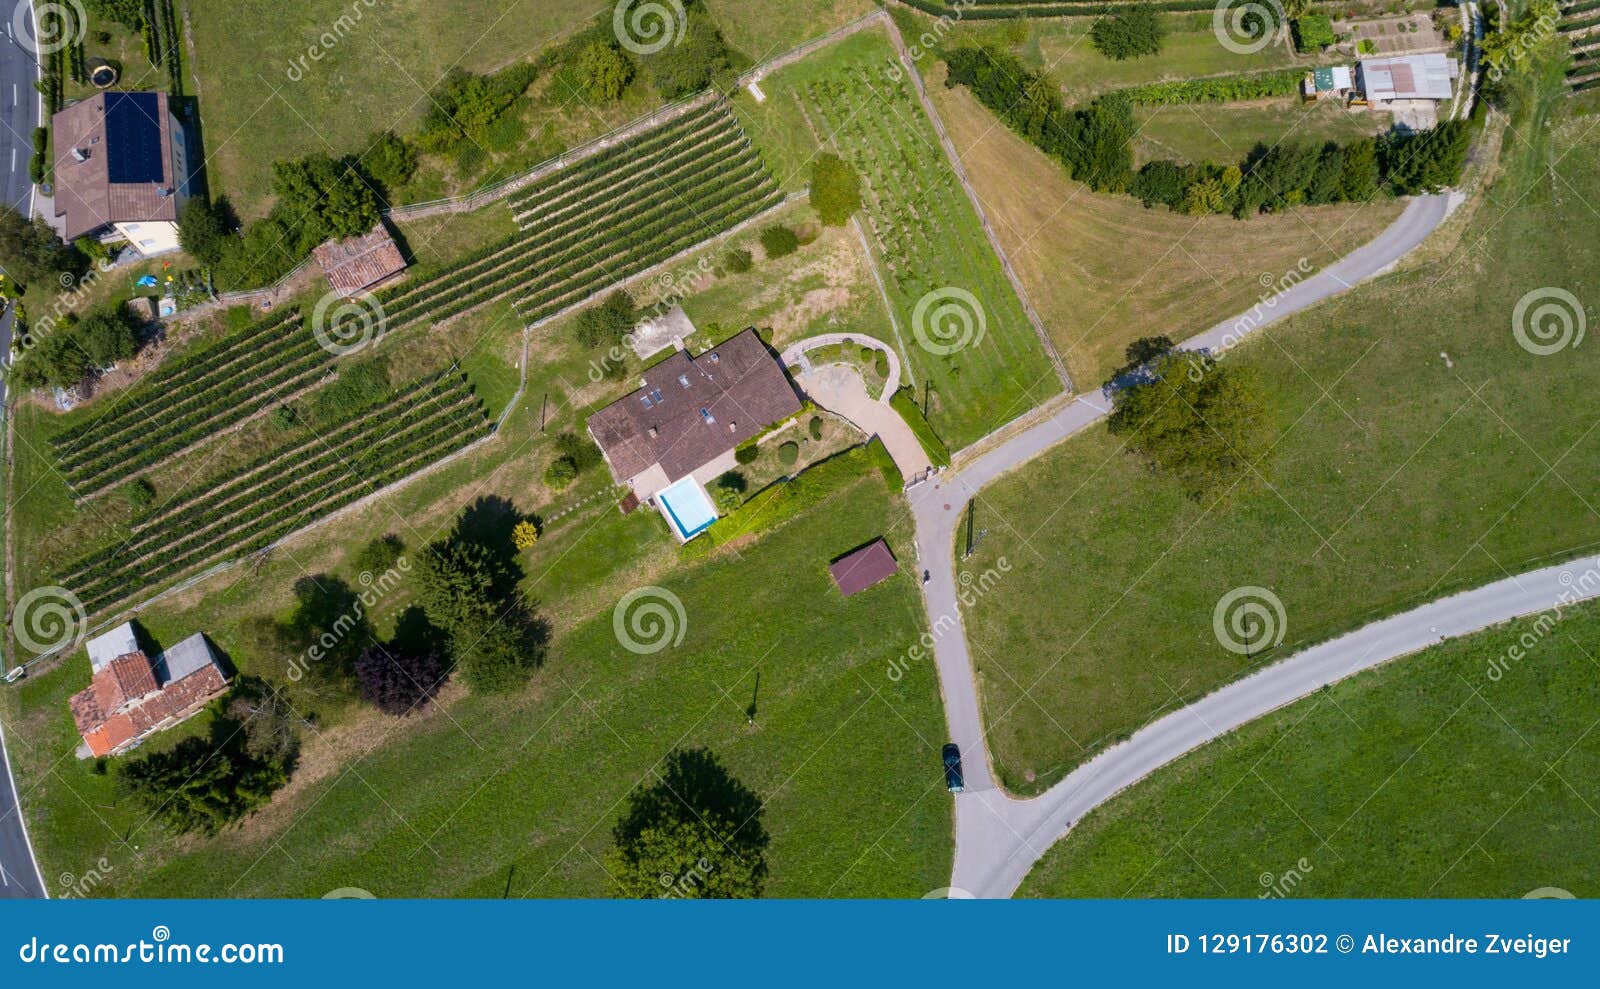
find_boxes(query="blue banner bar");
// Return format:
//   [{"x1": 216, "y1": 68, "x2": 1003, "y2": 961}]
[{"x1": 1, "y1": 899, "x2": 1593, "y2": 986}]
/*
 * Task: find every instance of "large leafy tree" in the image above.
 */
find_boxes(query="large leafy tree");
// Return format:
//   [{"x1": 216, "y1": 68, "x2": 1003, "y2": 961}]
[
  {"x1": 578, "y1": 41, "x2": 634, "y2": 102},
  {"x1": 641, "y1": 2, "x2": 730, "y2": 99},
  {"x1": 1090, "y1": 7, "x2": 1165, "y2": 61},
  {"x1": 607, "y1": 748, "x2": 768, "y2": 898},
  {"x1": 0, "y1": 205, "x2": 80, "y2": 286},
  {"x1": 1107, "y1": 351, "x2": 1275, "y2": 501},
  {"x1": 356, "y1": 608, "x2": 450, "y2": 715}
]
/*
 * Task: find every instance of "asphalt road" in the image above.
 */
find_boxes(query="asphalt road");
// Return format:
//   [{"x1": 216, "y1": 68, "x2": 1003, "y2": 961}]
[
  {"x1": 907, "y1": 192, "x2": 1461, "y2": 896},
  {"x1": 0, "y1": 0, "x2": 42, "y2": 899}
]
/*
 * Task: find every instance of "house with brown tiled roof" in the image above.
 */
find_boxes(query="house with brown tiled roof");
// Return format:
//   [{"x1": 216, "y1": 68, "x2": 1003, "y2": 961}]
[
  {"x1": 312, "y1": 224, "x2": 408, "y2": 297},
  {"x1": 51, "y1": 91, "x2": 193, "y2": 256},
  {"x1": 68, "y1": 622, "x2": 229, "y2": 758},
  {"x1": 587, "y1": 328, "x2": 801, "y2": 537}
]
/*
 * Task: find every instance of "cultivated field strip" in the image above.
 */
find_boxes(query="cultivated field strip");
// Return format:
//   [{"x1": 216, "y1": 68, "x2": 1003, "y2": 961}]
[
  {"x1": 893, "y1": 0, "x2": 1215, "y2": 18},
  {"x1": 64, "y1": 371, "x2": 490, "y2": 614},
  {"x1": 53, "y1": 308, "x2": 307, "y2": 462},
  {"x1": 505, "y1": 100, "x2": 729, "y2": 220},
  {"x1": 379, "y1": 130, "x2": 764, "y2": 329},
  {"x1": 371, "y1": 98, "x2": 780, "y2": 332}
]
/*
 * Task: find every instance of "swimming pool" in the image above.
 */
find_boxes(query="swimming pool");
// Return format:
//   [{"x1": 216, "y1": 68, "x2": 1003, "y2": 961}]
[{"x1": 656, "y1": 476, "x2": 719, "y2": 542}]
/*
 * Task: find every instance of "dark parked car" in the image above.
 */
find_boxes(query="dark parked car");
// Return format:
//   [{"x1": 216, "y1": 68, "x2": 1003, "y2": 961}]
[{"x1": 943, "y1": 743, "x2": 964, "y2": 793}]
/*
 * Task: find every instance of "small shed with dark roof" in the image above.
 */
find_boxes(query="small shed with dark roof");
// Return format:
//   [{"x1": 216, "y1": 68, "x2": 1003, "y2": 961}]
[
  {"x1": 312, "y1": 224, "x2": 408, "y2": 297},
  {"x1": 828, "y1": 539, "x2": 899, "y2": 597}
]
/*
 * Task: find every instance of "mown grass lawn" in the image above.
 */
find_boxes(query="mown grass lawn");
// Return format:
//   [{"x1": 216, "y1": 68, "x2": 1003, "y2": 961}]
[
  {"x1": 5, "y1": 454, "x2": 951, "y2": 897},
  {"x1": 1020, "y1": 12, "x2": 1316, "y2": 101},
  {"x1": 735, "y1": 27, "x2": 1057, "y2": 450},
  {"x1": 958, "y1": 83, "x2": 1600, "y2": 794},
  {"x1": 1020, "y1": 601, "x2": 1600, "y2": 897},
  {"x1": 186, "y1": 0, "x2": 607, "y2": 212},
  {"x1": 1134, "y1": 100, "x2": 1393, "y2": 168},
  {"x1": 925, "y1": 68, "x2": 1403, "y2": 388}
]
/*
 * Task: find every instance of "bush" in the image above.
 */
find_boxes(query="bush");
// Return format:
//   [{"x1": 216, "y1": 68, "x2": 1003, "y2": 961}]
[
  {"x1": 578, "y1": 41, "x2": 634, "y2": 101},
  {"x1": 545, "y1": 456, "x2": 578, "y2": 488},
  {"x1": 873, "y1": 350, "x2": 890, "y2": 379},
  {"x1": 1292, "y1": 14, "x2": 1335, "y2": 52},
  {"x1": 123, "y1": 477, "x2": 155, "y2": 511},
  {"x1": 808, "y1": 415, "x2": 824, "y2": 440},
  {"x1": 712, "y1": 470, "x2": 746, "y2": 512},
  {"x1": 722, "y1": 247, "x2": 753, "y2": 274},
  {"x1": 810, "y1": 152, "x2": 862, "y2": 226},
  {"x1": 309, "y1": 356, "x2": 391, "y2": 425},
  {"x1": 554, "y1": 430, "x2": 602, "y2": 472},
  {"x1": 866, "y1": 436, "x2": 903, "y2": 492},
  {"x1": 735, "y1": 440, "x2": 759, "y2": 465},
  {"x1": 759, "y1": 225, "x2": 799, "y2": 258},
  {"x1": 177, "y1": 197, "x2": 231, "y2": 268},
  {"x1": 355, "y1": 609, "x2": 449, "y2": 715},
  {"x1": 778, "y1": 441, "x2": 800, "y2": 467},
  {"x1": 890, "y1": 386, "x2": 952, "y2": 467},
  {"x1": 352, "y1": 533, "x2": 404, "y2": 576},
  {"x1": 512, "y1": 520, "x2": 540, "y2": 550},
  {"x1": 574, "y1": 291, "x2": 638, "y2": 349},
  {"x1": 1090, "y1": 7, "x2": 1165, "y2": 61},
  {"x1": 269, "y1": 404, "x2": 298, "y2": 431}
]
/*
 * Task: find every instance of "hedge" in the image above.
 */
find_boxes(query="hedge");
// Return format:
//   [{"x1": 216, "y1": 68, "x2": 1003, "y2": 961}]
[
  {"x1": 890, "y1": 387, "x2": 952, "y2": 467},
  {"x1": 683, "y1": 446, "x2": 877, "y2": 557},
  {"x1": 1113, "y1": 69, "x2": 1303, "y2": 106},
  {"x1": 866, "y1": 437, "x2": 904, "y2": 492}
]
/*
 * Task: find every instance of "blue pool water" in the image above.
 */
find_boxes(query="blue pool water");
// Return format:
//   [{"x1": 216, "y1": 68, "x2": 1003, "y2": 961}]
[{"x1": 657, "y1": 476, "x2": 719, "y2": 541}]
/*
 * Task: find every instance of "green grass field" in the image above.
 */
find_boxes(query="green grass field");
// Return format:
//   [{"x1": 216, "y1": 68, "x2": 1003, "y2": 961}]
[
  {"x1": 186, "y1": 0, "x2": 608, "y2": 211},
  {"x1": 6, "y1": 446, "x2": 952, "y2": 898},
  {"x1": 958, "y1": 83, "x2": 1600, "y2": 794},
  {"x1": 1022, "y1": 12, "x2": 1317, "y2": 101},
  {"x1": 1020, "y1": 600, "x2": 1600, "y2": 897},
  {"x1": 735, "y1": 27, "x2": 1058, "y2": 450},
  {"x1": 1134, "y1": 100, "x2": 1394, "y2": 167}
]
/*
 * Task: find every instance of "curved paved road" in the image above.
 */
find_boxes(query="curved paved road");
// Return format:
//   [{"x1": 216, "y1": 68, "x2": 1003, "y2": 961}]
[{"x1": 910, "y1": 192, "x2": 1461, "y2": 896}]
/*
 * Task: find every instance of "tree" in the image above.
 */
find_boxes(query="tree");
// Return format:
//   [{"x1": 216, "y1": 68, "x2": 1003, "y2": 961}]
[
  {"x1": 1108, "y1": 335, "x2": 1175, "y2": 384},
  {"x1": 357, "y1": 131, "x2": 419, "y2": 195},
  {"x1": 225, "y1": 677, "x2": 303, "y2": 768},
  {"x1": 0, "y1": 205, "x2": 80, "y2": 286},
  {"x1": 810, "y1": 153, "x2": 861, "y2": 226},
  {"x1": 116, "y1": 685, "x2": 296, "y2": 836},
  {"x1": 544, "y1": 456, "x2": 578, "y2": 488},
  {"x1": 270, "y1": 153, "x2": 381, "y2": 242},
  {"x1": 414, "y1": 527, "x2": 545, "y2": 694},
  {"x1": 1090, "y1": 7, "x2": 1165, "y2": 61},
  {"x1": 722, "y1": 247, "x2": 753, "y2": 274},
  {"x1": 177, "y1": 198, "x2": 230, "y2": 267},
  {"x1": 711, "y1": 471, "x2": 745, "y2": 513},
  {"x1": 355, "y1": 632, "x2": 449, "y2": 715},
  {"x1": 578, "y1": 41, "x2": 634, "y2": 101},
  {"x1": 640, "y1": 3, "x2": 730, "y2": 99},
  {"x1": 1107, "y1": 351, "x2": 1274, "y2": 501},
  {"x1": 1338, "y1": 137, "x2": 1380, "y2": 201},
  {"x1": 352, "y1": 533, "x2": 405, "y2": 576},
  {"x1": 74, "y1": 303, "x2": 140, "y2": 368},
  {"x1": 759, "y1": 225, "x2": 798, "y2": 258},
  {"x1": 606, "y1": 748, "x2": 768, "y2": 898}
]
